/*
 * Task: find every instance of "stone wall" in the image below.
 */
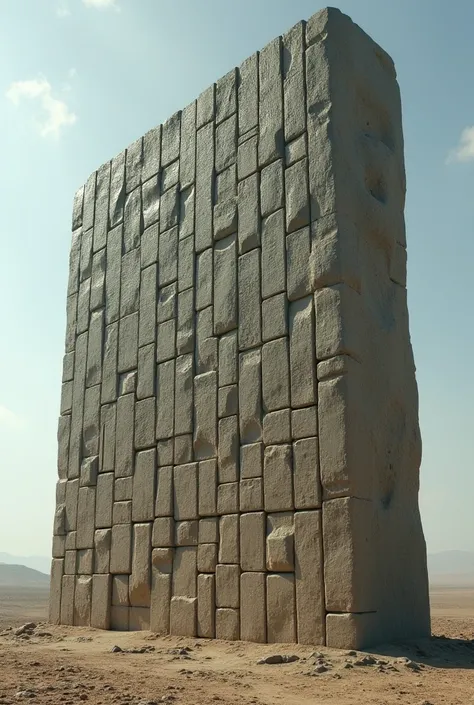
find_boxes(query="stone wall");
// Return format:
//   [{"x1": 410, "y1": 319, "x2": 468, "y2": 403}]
[{"x1": 50, "y1": 7, "x2": 430, "y2": 648}]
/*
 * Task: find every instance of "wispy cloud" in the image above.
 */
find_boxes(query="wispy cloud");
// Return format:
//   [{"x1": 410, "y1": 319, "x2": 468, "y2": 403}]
[
  {"x1": 56, "y1": 1, "x2": 71, "y2": 17},
  {"x1": 0, "y1": 405, "x2": 25, "y2": 431},
  {"x1": 82, "y1": 0, "x2": 120, "y2": 10},
  {"x1": 447, "y1": 126, "x2": 474, "y2": 164},
  {"x1": 5, "y1": 76, "x2": 77, "y2": 138}
]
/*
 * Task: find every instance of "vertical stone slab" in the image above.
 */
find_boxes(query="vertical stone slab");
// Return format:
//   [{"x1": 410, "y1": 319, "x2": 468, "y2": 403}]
[
  {"x1": 175, "y1": 354, "x2": 193, "y2": 435},
  {"x1": 294, "y1": 510, "x2": 325, "y2": 645},
  {"x1": 76, "y1": 487, "x2": 95, "y2": 549},
  {"x1": 239, "y1": 512, "x2": 265, "y2": 572},
  {"x1": 129, "y1": 523, "x2": 152, "y2": 607},
  {"x1": 69, "y1": 331, "x2": 88, "y2": 479},
  {"x1": 156, "y1": 360, "x2": 175, "y2": 441},
  {"x1": 110, "y1": 523, "x2": 132, "y2": 574},
  {"x1": 216, "y1": 608, "x2": 239, "y2": 640},
  {"x1": 150, "y1": 548, "x2": 172, "y2": 633},
  {"x1": 293, "y1": 438, "x2": 321, "y2": 509},
  {"x1": 60, "y1": 574, "x2": 75, "y2": 625},
  {"x1": 74, "y1": 576, "x2": 92, "y2": 626},
  {"x1": 258, "y1": 37, "x2": 283, "y2": 167},
  {"x1": 323, "y1": 497, "x2": 376, "y2": 613},
  {"x1": 170, "y1": 597, "x2": 197, "y2": 637},
  {"x1": 142, "y1": 124, "x2": 161, "y2": 182},
  {"x1": 197, "y1": 573, "x2": 215, "y2": 638},
  {"x1": 261, "y1": 338, "x2": 290, "y2": 412},
  {"x1": 289, "y1": 297, "x2": 316, "y2": 408},
  {"x1": 214, "y1": 234, "x2": 237, "y2": 335},
  {"x1": 180, "y1": 101, "x2": 196, "y2": 188},
  {"x1": 263, "y1": 445, "x2": 293, "y2": 512},
  {"x1": 283, "y1": 22, "x2": 306, "y2": 142},
  {"x1": 238, "y1": 53, "x2": 258, "y2": 136},
  {"x1": 115, "y1": 393, "x2": 135, "y2": 477},
  {"x1": 95, "y1": 472, "x2": 113, "y2": 529},
  {"x1": 173, "y1": 463, "x2": 198, "y2": 520},
  {"x1": 49, "y1": 559, "x2": 64, "y2": 624},
  {"x1": 238, "y1": 248, "x2": 261, "y2": 349},
  {"x1": 139, "y1": 264, "x2": 157, "y2": 347},
  {"x1": 218, "y1": 514, "x2": 239, "y2": 564},
  {"x1": 266, "y1": 573, "x2": 296, "y2": 643},
  {"x1": 239, "y1": 349, "x2": 262, "y2": 443},
  {"x1": 240, "y1": 572, "x2": 266, "y2": 643},
  {"x1": 195, "y1": 121, "x2": 214, "y2": 253},
  {"x1": 132, "y1": 449, "x2": 156, "y2": 522},
  {"x1": 193, "y1": 371, "x2": 217, "y2": 459},
  {"x1": 91, "y1": 574, "x2": 112, "y2": 629},
  {"x1": 261, "y1": 209, "x2": 286, "y2": 300}
]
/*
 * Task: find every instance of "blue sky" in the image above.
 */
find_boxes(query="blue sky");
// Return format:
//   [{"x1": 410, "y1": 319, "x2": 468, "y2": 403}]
[{"x1": 0, "y1": 0, "x2": 473, "y2": 558}]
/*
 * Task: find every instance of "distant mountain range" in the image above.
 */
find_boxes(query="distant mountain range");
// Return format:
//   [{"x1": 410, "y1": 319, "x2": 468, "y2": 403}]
[
  {"x1": 0, "y1": 552, "x2": 50, "y2": 576},
  {"x1": 0, "y1": 563, "x2": 49, "y2": 587},
  {"x1": 1, "y1": 550, "x2": 473, "y2": 588}
]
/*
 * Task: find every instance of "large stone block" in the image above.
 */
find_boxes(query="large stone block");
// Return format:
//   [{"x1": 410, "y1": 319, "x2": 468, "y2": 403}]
[
  {"x1": 240, "y1": 572, "x2": 266, "y2": 643},
  {"x1": 266, "y1": 574, "x2": 296, "y2": 643},
  {"x1": 132, "y1": 449, "x2": 155, "y2": 522},
  {"x1": 173, "y1": 463, "x2": 198, "y2": 520},
  {"x1": 129, "y1": 523, "x2": 151, "y2": 608},
  {"x1": 197, "y1": 573, "x2": 216, "y2": 638},
  {"x1": 150, "y1": 548, "x2": 173, "y2": 634},
  {"x1": 170, "y1": 596, "x2": 197, "y2": 637},
  {"x1": 263, "y1": 445, "x2": 293, "y2": 512},
  {"x1": 74, "y1": 576, "x2": 92, "y2": 626},
  {"x1": 294, "y1": 511, "x2": 325, "y2": 645},
  {"x1": 240, "y1": 512, "x2": 265, "y2": 572},
  {"x1": 91, "y1": 574, "x2": 111, "y2": 629}
]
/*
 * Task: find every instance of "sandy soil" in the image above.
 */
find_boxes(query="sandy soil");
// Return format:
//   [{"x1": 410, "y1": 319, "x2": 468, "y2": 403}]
[{"x1": 0, "y1": 586, "x2": 473, "y2": 705}]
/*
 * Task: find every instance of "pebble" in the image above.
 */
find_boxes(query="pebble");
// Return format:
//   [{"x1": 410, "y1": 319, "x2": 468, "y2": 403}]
[{"x1": 257, "y1": 654, "x2": 299, "y2": 665}]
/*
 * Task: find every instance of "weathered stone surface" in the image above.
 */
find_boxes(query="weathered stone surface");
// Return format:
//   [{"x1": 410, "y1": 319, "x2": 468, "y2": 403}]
[
  {"x1": 237, "y1": 133, "x2": 258, "y2": 181},
  {"x1": 198, "y1": 459, "x2": 217, "y2": 516},
  {"x1": 286, "y1": 160, "x2": 310, "y2": 233},
  {"x1": 266, "y1": 574, "x2": 296, "y2": 643},
  {"x1": 150, "y1": 548, "x2": 173, "y2": 634},
  {"x1": 295, "y1": 510, "x2": 325, "y2": 645},
  {"x1": 94, "y1": 529, "x2": 111, "y2": 574},
  {"x1": 218, "y1": 514, "x2": 239, "y2": 564},
  {"x1": 238, "y1": 53, "x2": 258, "y2": 135},
  {"x1": 291, "y1": 406, "x2": 317, "y2": 440},
  {"x1": 90, "y1": 249, "x2": 106, "y2": 311},
  {"x1": 74, "y1": 576, "x2": 92, "y2": 626},
  {"x1": 173, "y1": 463, "x2": 198, "y2": 520},
  {"x1": 156, "y1": 360, "x2": 175, "y2": 440},
  {"x1": 91, "y1": 574, "x2": 111, "y2": 629},
  {"x1": 283, "y1": 21, "x2": 306, "y2": 142},
  {"x1": 315, "y1": 284, "x2": 362, "y2": 361},
  {"x1": 193, "y1": 371, "x2": 217, "y2": 459},
  {"x1": 240, "y1": 572, "x2": 266, "y2": 643},
  {"x1": 76, "y1": 487, "x2": 95, "y2": 549},
  {"x1": 218, "y1": 331, "x2": 237, "y2": 387},
  {"x1": 155, "y1": 466, "x2": 173, "y2": 517},
  {"x1": 239, "y1": 349, "x2": 262, "y2": 443},
  {"x1": 287, "y1": 227, "x2": 312, "y2": 301},
  {"x1": 285, "y1": 133, "x2": 307, "y2": 166},
  {"x1": 197, "y1": 573, "x2": 215, "y2": 638},
  {"x1": 237, "y1": 173, "x2": 259, "y2": 254},
  {"x1": 113, "y1": 501, "x2": 131, "y2": 525},
  {"x1": 214, "y1": 235, "x2": 237, "y2": 335},
  {"x1": 293, "y1": 438, "x2": 321, "y2": 509},
  {"x1": 172, "y1": 547, "x2": 197, "y2": 598},
  {"x1": 260, "y1": 159, "x2": 284, "y2": 218},
  {"x1": 170, "y1": 596, "x2": 197, "y2": 637},
  {"x1": 216, "y1": 608, "x2": 239, "y2": 640},
  {"x1": 174, "y1": 434, "x2": 193, "y2": 465},
  {"x1": 199, "y1": 517, "x2": 219, "y2": 544},
  {"x1": 129, "y1": 607, "x2": 150, "y2": 630},
  {"x1": 195, "y1": 122, "x2": 214, "y2": 253},
  {"x1": 142, "y1": 125, "x2": 161, "y2": 182},
  {"x1": 132, "y1": 449, "x2": 155, "y2": 521},
  {"x1": 60, "y1": 574, "x2": 75, "y2": 625},
  {"x1": 175, "y1": 354, "x2": 193, "y2": 435},
  {"x1": 263, "y1": 445, "x2": 293, "y2": 512},
  {"x1": 262, "y1": 409, "x2": 291, "y2": 445},
  {"x1": 266, "y1": 521, "x2": 294, "y2": 572},
  {"x1": 109, "y1": 151, "x2": 125, "y2": 229},
  {"x1": 115, "y1": 393, "x2": 134, "y2": 478},
  {"x1": 110, "y1": 606, "x2": 129, "y2": 630},
  {"x1": 176, "y1": 520, "x2": 198, "y2": 546},
  {"x1": 110, "y1": 524, "x2": 132, "y2": 574},
  {"x1": 95, "y1": 472, "x2": 113, "y2": 529},
  {"x1": 323, "y1": 497, "x2": 376, "y2": 613},
  {"x1": 240, "y1": 442, "x2": 263, "y2": 479},
  {"x1": 197, "y1": 84, "x2": 215, "y2": 129},
  {"x1": 239, "y1": 478, "x2": 263, "y2": 512},
  {"x1": 123, "y1": 187, "x2": 142, "y2": 253},
  {"x1": 217, "y1": 482, "x2": 238, "y2": 515},
  {"x1": 325, "y1": 612, "x2": 379, "y2": 650},
  {"x1": 112, "y1": 575, "x2": 129, "y2": 606},
  {"x1": 49, "y1": 559, "x2": 64, "y2": 624},
  {"x1": 216, "y1": 114, "x2": 237, "y2": 173},
  {"x1": 240, "y1": 512, "x2": 265, "y2": 571},
  {"x1": 196, "y1": 248, "x2": 212, "y2": 311},
  {"x1": 289, "y1": 297, "x2": 316, "y2": 408},
  {"x1": 261, "y1": 210, "x2": 286, "y2": 301},
  {"x1": 177, "y1": 289, "x2": 194, "y2": 355},
  {"x1": 218, "y1": 385, "x2": 238, "y2": 419},
  {"x1": 216, "y1": 564, "x2": 239, "y2": 608},
  {"x1": 197, "y1": 543, "x2": 218, "y2": 573},
  {"x1": 179, "y1": 101, "x2": 196, "y2": 188},
  {"x1": 238, "y1": 249, "x2": 261, "y2": 350},
  {"x1": 129, "y1": 523, "x2": 151, "y2": 607},
  {"x1": 196, "y1": 306, "x2": 217, "y2": 374},
  {"x1": 258, "y1": 37, "x2": 284, "y2": 167},
  {"x1": 262, "y1": 338, "x2": 290, "y2": 412}
]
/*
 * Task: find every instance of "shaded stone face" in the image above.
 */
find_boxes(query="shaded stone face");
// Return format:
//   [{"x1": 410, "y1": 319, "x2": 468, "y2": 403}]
[{"x1": 50, "y1": 6, "x2": 430, "y2": 649}]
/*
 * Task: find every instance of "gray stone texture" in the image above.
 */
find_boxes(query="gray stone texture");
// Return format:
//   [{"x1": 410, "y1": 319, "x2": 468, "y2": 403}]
[{"x1": 52, "y1": 7, "x2": 429, "y2": 648}]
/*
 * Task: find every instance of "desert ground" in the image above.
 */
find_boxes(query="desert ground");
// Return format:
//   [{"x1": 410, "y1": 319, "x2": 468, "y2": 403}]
[{"x1": 0, "y1": 584, "x2": 473, "y2": 705}]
